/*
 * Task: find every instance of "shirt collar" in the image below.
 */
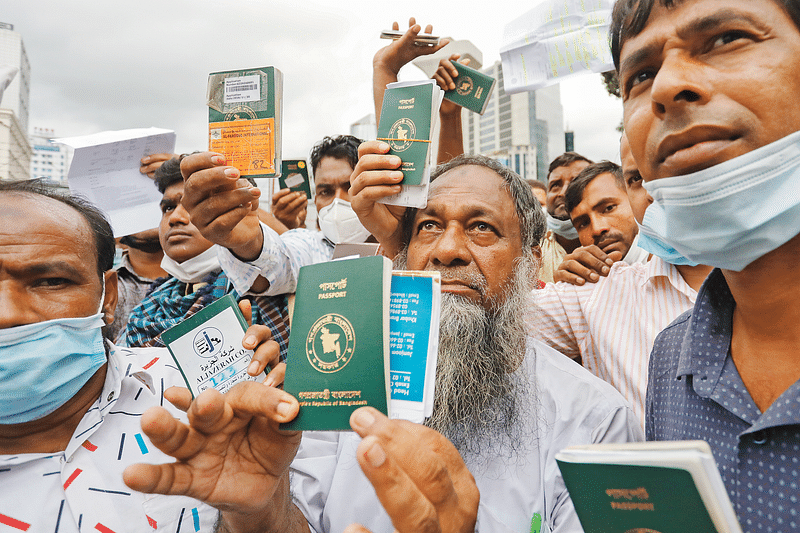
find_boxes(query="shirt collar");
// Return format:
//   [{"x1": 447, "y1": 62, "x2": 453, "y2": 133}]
[
  {"x1": 63, "y1": 342, "x2": 158, "y2": 459},
  {"x1": 675, "y1": 269, "x2": 732, "y2": 393},
  {"x1": 115, "y1": 250, "x2": 155, "y2": 283},
  {"x1": 641, "y1": 256, "x2": 697, "y2": 300}
]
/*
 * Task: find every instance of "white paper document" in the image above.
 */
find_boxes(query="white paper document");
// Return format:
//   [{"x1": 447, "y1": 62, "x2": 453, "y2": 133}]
[
  {"x1": 500, "y1": 0, "x2": 614, "y2": 94},
  {"x1": 56, "y1": 127, "x2": 176, "y2": 237}
]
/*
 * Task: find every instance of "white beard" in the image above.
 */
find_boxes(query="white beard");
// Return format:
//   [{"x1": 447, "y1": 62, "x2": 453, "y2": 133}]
[{"x1": 395, "y1": 250, "x2": 540, "y2": 462}]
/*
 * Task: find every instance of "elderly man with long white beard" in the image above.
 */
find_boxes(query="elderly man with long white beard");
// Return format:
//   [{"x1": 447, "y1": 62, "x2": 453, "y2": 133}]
[{"x1": 124, "y1": 149, "x2": 642, "y2": 533}]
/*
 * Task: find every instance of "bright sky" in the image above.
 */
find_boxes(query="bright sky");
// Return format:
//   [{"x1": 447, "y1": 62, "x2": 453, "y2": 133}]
[{"x1": 6, "y1": 0, "x2": 623, "y2": 165}]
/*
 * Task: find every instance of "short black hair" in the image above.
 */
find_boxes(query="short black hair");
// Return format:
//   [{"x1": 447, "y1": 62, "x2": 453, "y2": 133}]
[
  {"x1": 309, "y1": 135, "x2": 362, "y2": 174},
  {"x1": 547, "y1": 152, "x2": 594, "y2": 181},
  {"x1": 154, "y1": 156, "x2": 184, "y2": 194},
  {"x1": 564, "y1": 161, "x2": 624, "y2": 215},
  {"x1": 400, "y1": 154, "x2": 546, "y2": 252},
  {"x1": 611, "y1": 0, "x2": 800, "y2": 70},
  {"x1": 0, "y1": 179, "x2": 115, "y2": 279}
]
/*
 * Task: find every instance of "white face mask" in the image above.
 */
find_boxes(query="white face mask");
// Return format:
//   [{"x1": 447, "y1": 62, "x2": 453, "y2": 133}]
[
  {"x1": 317, "y1": 198, "x2": 372, "y2": 244},
  {"x1": 640, "y1": 129, "x2": 800, "y2": 271},
  {"x1": 160, "y1": 245, "x2": 221, "y2": 283},
  {"x1": 546, "y1": 212, "x2": 579, "y2": 240}
]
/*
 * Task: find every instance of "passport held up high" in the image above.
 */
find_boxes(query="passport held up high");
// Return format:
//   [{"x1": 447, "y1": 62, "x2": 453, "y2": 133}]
[
  {"x1": 207, "y1": 66, "x2": 283, "y2": 178},
  {"x1": 376, "y1": 80, "x2": 442, "y2": 187}
]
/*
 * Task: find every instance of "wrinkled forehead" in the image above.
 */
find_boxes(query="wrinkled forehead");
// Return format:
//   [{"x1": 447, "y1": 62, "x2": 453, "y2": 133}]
[{"x1": 0, "y1": 192, "x2": 96, "y2": 258}]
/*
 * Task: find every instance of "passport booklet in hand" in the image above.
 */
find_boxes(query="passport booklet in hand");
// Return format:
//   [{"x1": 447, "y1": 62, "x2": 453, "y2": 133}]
[
  {"x1": 207, "y1": 66, "x2": 283, "y2": 178},
  {"x1": 443, "y1": 62, "x2": 496, "y2": 115},
  {"x1": 281, "y1": 257, "x2": 443, "y2": 430},
  {"x1": 376, "y1": 79, "x2": 443, "y2": 208},
  {"x1": 556, "y1": 440, "x2": 743, "y2": 533},
  {"x1": 281, "y1": 255, "x2": 393, "y2": 431}
]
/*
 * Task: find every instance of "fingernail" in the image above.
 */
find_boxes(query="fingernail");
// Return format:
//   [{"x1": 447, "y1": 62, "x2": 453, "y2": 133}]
[
  {"x1": 248, "y1": 361, "x2": 260, "y2": 375},
  {"x1": 277, "y1": 400, "x2": 293, "y2": 417},
  {"x1": 391, "y1": 171, "x2": 404, "y2": 181},
  {"x1": 141, "y1": 156, "x2": 151, "y2": 163},
  {"x1": 364, "y1": 440, "x2": 386, "y2": 468},
  {"x1": 590, "y1": 273, "x2": 599, "y2": 281},
  {"x1": 351, "y1": 408, "x2": 375, "y2": 431},
  {"x1": 605, "y1": 258, "x2": 615, "y2": 265},
  {"x1": 264, "y1": 374, "x2": 275, "y2": 387},
  {"x1": 378, "y1": 142, "x2": 390, "y2": 151},
  {"x1": 601, "y1": 266, "x2": 610, "y2": 274},
  {"x1": 390, "y1": 156, "x2": 402, "y2": 167},
  {"x1": 244, "y1": 335, "x2": 257, "y2": 347},
  {"x1": 577, "y1": 278, "x2": 585, "y2": 285},
  {"x1": 211, "y1": 155, "x2": 226, "y2": 165},
  {"x1": 224, "y1": 167, "x2": 239, "y2": 178}
]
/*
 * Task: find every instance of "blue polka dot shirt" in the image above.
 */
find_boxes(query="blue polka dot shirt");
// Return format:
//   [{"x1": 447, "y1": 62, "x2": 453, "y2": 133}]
[{"x1": 647, "y1": 269, "x2": 800, "y2": 532}]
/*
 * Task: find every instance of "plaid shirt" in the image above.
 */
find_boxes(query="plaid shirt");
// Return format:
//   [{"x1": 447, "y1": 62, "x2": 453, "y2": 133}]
[{"x1": 123, "y1": 269, "x2": 290, "y2": 361}]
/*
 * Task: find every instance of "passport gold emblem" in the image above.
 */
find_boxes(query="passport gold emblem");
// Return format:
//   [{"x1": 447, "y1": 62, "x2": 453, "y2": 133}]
[
  {"x1": 388, "y1": 118, "x2": 416, "y2": 152},
  {"x1": 306, "y1": 313, "x2": 356, "y2": 373},
  {"x1": 456, "y1": 75, "x2": 474, "y2": 96}
]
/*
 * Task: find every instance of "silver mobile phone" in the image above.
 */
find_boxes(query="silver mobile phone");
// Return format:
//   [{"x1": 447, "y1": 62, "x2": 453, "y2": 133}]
[{"x1": 380, "y1": 29, "x2": 439, "y2": 46}]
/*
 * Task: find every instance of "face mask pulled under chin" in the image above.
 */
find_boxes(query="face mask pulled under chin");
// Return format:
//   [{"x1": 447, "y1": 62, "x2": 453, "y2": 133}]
[
  {"x1": 160, "y1": 245, "x2": 221, "y2": 283},
  {"x1": 640, "y1": 129, "x2": 800, "y2": 271},
  {"x1": 546, "y1": 212, "x2": 579, "y2": 240},
  {"x1": 318, "y1": 198, "x2": 372, "y2": 244}
]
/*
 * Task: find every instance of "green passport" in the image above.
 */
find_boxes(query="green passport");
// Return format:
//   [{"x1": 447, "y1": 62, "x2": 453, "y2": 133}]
[
  {"x1": 279, "y1": 159, "x2": 311, "y2": 198},
  {"x1": 556, "y1": 441, "x2": 742, "y2": 533},
  {"x1": 281, "y1": 255, "x2": 393, "y2": 431},
  {"x1": 207, "y1": 66, "x2": 283, "y2": 178},
  {"x1": 444, "y1": 62, "x2": 496, "y2": 115},
  {"x1": 376, "y1": 80, "x2": 437, "y2": 186}
]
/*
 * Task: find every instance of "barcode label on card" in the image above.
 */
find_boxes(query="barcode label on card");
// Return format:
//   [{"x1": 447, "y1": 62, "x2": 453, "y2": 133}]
[{"x1": 224, "y1": 75, "x2": 261, "y2": 103}]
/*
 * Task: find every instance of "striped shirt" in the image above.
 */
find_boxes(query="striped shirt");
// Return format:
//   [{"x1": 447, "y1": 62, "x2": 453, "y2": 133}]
[{"x1": 534, "y1": 256, "x2": 697, "y2": 427}]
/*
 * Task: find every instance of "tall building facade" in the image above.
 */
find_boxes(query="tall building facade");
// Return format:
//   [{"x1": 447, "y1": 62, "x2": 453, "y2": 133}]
[
  {"x1": 0, "y1": 22, "x2": 31, "y2": 181},
  {"x1": 350, "y1": 113, "x2": 376, "y2": 142},
  {"x1": 30, "y1": 128, "x2": 70, "y2": 186},
  {"x1": 463, "y1": 61, "x2": 565, "y2": 182}
]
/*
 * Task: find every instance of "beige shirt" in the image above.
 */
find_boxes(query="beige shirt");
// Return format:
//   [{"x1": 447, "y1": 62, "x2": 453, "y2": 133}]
[{"x1": 539, "y1": 230, "x2": 567, "y2": 284}]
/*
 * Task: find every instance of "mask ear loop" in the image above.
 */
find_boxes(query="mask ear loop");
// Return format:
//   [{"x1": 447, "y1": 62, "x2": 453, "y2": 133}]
[{"x1": 96, "y1": 275, "x2": 107, "y2": 317}]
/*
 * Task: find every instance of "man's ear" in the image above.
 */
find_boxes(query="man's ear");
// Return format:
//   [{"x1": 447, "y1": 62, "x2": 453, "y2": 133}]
[{"x1": 101, "y1": 270, "x2": 119, "y2": 325}]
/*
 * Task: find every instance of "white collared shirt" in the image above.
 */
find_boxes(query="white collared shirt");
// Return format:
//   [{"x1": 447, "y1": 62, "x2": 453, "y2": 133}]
[
  {"x1": 0, "y1": 344, "x2": 217, "y2": 532},
  {"x1": 290, "y1": 339, "x2": 642, "y2": 533},
  {"x1": 218, "y1": 223, "x2": 333, "y2": 296}
]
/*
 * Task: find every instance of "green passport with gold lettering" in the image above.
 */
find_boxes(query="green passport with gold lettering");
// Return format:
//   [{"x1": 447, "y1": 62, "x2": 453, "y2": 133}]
[
  {"x1": 443, "y1": 62, "x2": 496, "y2": 115},
  {"x1": 556, "y1": 441, "x2": 743, "y2": 533},
  {"x1": 376, "y1": 80, "x2": 442, "y2": 186},
  {"x1": 281, "y1": 255, "x2": 393, "y2": 431}
]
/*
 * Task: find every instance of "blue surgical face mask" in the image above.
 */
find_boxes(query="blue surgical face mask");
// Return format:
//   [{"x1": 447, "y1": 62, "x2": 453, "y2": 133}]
[
  {"x1": 640, "y1": 129, "x2": 800, "y2": 271},
  {"x1": 637, "y1": 213, "x2": 699, "y2": 266},
  {"x1": 0, "y1": 297, "x2": 107, "y2": 424},
  {"x1": 546, "y1": 212, "x2": 579, "y2": 240}
]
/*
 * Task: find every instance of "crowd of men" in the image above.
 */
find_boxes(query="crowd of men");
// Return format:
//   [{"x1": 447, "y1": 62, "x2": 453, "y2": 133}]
[{"x1": 2, "y1": 1, "x2": 799, "y2": 531}]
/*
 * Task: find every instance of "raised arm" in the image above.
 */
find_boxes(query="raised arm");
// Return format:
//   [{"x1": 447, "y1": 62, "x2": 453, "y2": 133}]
[
  {"x1": 349, "y1": 140, "x2": 408, "y2": 258},
  {"x1": 432, "y1": 54, "x2": 467, "y2": 164},
  {"x1": 373, "y1": 18, "x2": 449, "y2": 121}
]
